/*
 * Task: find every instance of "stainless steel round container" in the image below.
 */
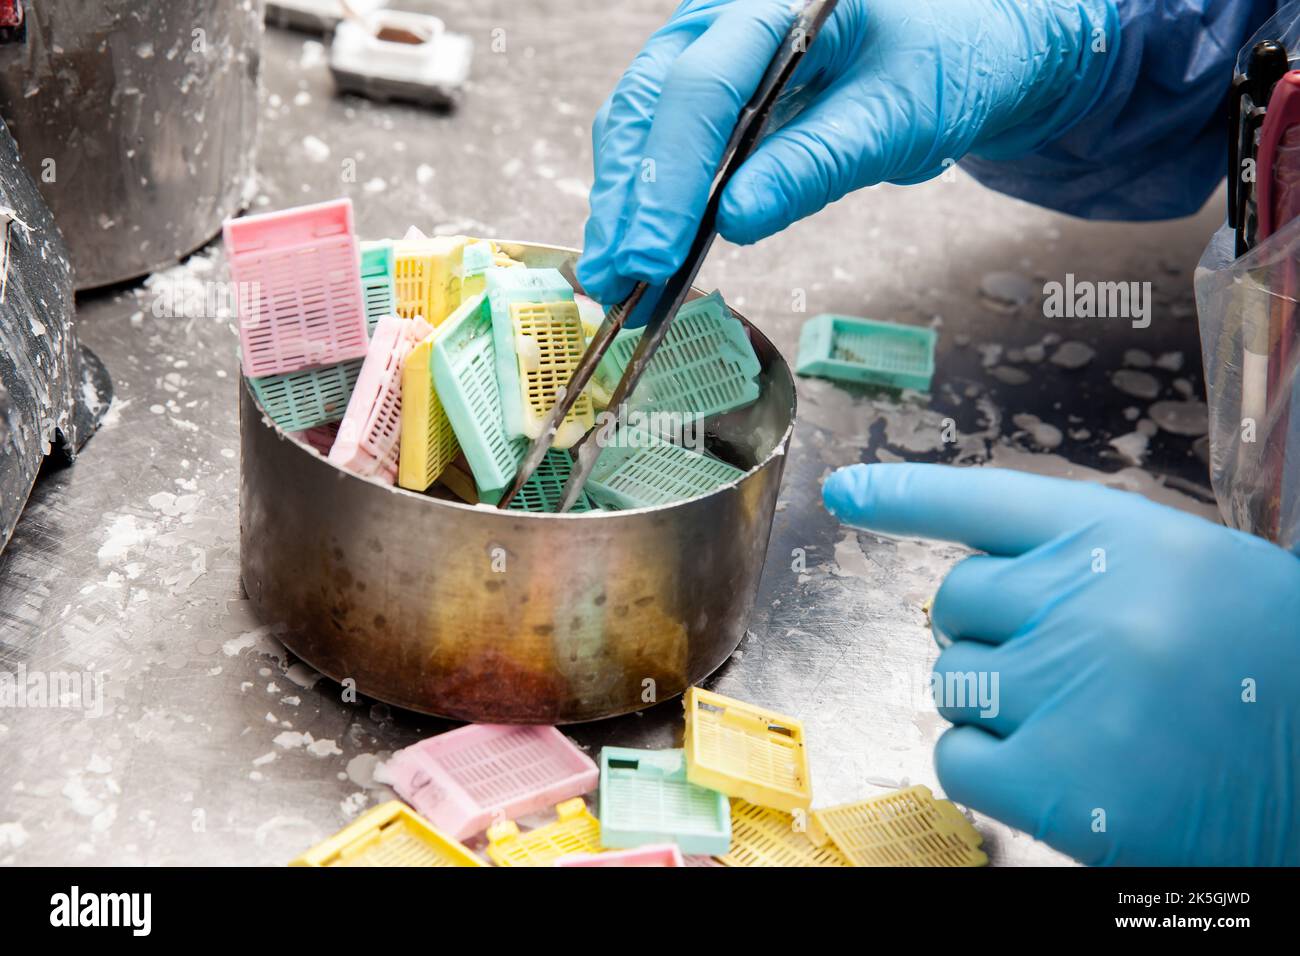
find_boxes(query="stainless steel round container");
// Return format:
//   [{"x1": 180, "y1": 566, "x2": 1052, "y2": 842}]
[
  {"x1": 0, "y1": 0, "x2": 262, "y2": 289},
  {"x1": 240, "y1": 241, "x2": 796, "y2": 723}
]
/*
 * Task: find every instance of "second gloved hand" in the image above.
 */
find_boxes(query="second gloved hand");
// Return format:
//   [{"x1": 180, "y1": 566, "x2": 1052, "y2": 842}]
[
  {"x1": 823, "y1": 463, "x2": 1300, "y2": 865},
  {"x1": 579, "y1": 0, "x2": 1119, "y2": 304}
]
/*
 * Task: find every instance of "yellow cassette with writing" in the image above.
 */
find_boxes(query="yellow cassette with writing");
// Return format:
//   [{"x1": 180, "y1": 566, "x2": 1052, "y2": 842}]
[{"x1": 683, "y1": 686, "x2": 812, "y2": 812}]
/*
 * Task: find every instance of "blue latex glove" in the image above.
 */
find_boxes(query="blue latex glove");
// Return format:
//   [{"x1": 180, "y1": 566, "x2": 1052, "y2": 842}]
[
  {"x1": 578, "y1": 0, "x2": 1119, "y2": 304},
  {"x1": 823, "y1": 462, "x2": 1300, "y2": 866}
]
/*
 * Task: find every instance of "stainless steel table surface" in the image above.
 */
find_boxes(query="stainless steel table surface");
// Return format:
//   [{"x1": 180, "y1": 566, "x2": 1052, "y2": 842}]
[{"x1": 0, "y1": 0, "x2": 1222, "y2": 865}]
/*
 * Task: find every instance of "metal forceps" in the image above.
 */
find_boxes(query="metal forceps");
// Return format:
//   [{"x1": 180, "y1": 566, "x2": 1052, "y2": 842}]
[{"x1": 498, "y1": 0, "x2": 838, "y2": 511}]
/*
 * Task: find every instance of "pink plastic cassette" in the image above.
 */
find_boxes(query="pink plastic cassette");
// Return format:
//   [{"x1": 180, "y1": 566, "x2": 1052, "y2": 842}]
[{"x1": 382, "y1": 724, "x2": 598, "y2": 840}]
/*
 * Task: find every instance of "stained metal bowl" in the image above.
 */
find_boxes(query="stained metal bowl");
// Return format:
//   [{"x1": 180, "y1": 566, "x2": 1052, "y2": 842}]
[{"x1": 239, "y1": 240, "x2": 795, "y2": 723}]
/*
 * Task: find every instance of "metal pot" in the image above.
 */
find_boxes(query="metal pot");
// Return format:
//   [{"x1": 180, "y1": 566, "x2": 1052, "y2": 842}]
[
  {"x1": 240, "y1": 240, "x2": 796, "y2": 724},
  {"x1": 0, "y1": 114, "x2": 112, "y2": 554},
  {"x1": 0, "y1": 0, "x2": 262, "y2": 290}
]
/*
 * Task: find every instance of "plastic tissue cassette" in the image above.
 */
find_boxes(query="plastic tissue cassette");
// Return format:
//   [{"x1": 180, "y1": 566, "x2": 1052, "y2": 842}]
[
  {"x1": 359, "y1": 240, "x2": 397, "y2": 335},
  {"x1": 718, "y1": 800, "x2": 848, "y2": 867},
  {"x1": 459, "y1": 240, "x2": 495, "y2": 300},
  {"x1": 328, "y1": 314, "x2": 431, "y2": 481},
  {"x1": 486, "y1": 797, "x2": 603, "y2": 867},
  {"x1": 508, "y1": 449, "x2": 595, "y2": 513},
  {"x1": 555, "y1": 844, "x2": 684, "y2": 868},
  {"x1": 460, "y1": 239, "x2": 523, "y2": 299},
  {"x1": 808, "y1": 785, "x2": 988, "y2": 867},
  {"x1": 381, "y1": 723, "x2": 598, "y2": 840},
  {"x1": 248, "y1": 357, "x2": 362, "y2": 431},
  {"x1": 393, "y1": 234, "x2": 469, "y2": 326},
  {"x1": 225, "y1": 198, "x2": 370, "y2": 378},
  {"x1": 398, "y1": 326, "x2": 460, "y2": 492},
  {"x1": 683, "y1": 687, "x2": 812, "y2": 812},
  {"x1": 330, "y1": 10, "x2": 473, "y2": 109},
  {"x1": 430, "y1": 292, "x2": 527, "y2": 504},
  {"x1": 594, "y1": 291, "x2": 761, "y2": 418},
  {"x1": 598, "y1": 747, "x2": 731, "y2": 855},
  {"x1": 586, "y1": 428, "x2": 746, "y2": 510},
  {"x1": 795, "y1": 313, "x2": 936, "y2": 392},
  {"x1": 484, "y1": 263, "x2": 574, "y2": 309},
  {"x1": 487, "y1": 267, "x2": 595, "y2": 449},
  {"x1": 291, "y1": 800, "x2": 484, "y2": 867},
  {"x1": 291, "y1": 421, "x2": 340, "y2": 456}
]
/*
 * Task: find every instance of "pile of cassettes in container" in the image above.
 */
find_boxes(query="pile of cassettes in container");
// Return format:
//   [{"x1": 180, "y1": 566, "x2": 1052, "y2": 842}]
[
  {"x1": 229, "y1": 198, "x2": 766, "y2": 512},
  {"x1": 291, "y1": 686, "x2": 988, "y2": 868}
]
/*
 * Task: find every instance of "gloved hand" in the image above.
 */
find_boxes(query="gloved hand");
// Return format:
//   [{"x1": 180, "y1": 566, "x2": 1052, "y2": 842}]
[
  {"x1": 823, "y1": 462, "x2": 1300, "y2": 866},
  {"x1": 578, "y1": 0, "x2": 1119, "y2": 304}
]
